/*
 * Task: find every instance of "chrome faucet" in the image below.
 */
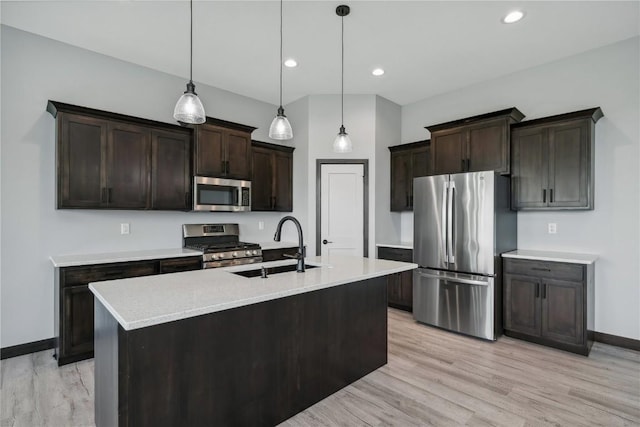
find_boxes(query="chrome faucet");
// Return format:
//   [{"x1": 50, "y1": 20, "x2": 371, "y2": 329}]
[{"x1": 274, "y1": 216, "x2": 305, "y2": 272}]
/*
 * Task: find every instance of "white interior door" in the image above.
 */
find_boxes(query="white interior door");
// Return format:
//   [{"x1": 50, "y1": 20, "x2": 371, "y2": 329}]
[{"x1": 320, "y1": 164, "x2": 364, "y2": 257}]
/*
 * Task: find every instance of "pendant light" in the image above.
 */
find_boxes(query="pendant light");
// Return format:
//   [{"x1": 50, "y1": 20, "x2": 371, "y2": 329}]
[
  {"x1": 174, "y1": 0, "x2": 206, "y2": 125},
  {"x1": 269, "y1": 0, "x2": 294, "y2": 140},
  {"x1": 333, "y1": 5, "x2": 352, "y2": 153}
]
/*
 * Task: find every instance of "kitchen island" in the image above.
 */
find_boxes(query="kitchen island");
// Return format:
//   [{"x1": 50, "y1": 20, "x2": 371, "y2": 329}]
[{"x1": 90, "y1": 255, "x2": 417, "y2": 427}]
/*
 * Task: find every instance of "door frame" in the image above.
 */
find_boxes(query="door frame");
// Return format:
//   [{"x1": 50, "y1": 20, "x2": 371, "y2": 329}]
[{"x1": 316, "y1": 159, "x2": 369, "y2": 257}]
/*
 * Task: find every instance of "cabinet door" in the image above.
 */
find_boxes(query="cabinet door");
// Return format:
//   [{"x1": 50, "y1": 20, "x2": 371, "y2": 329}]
[
  {"x1": 504, "y1": 274, "x2": 541, "y2": 336},
  {"x1": 399, "y1": 270, "x2": 413, "y2": 309},
  {"x1": 390, "y1": 151, "x2": 411, "y2": 211},
  {"x1": 250, "y1": 147, "x2": 274, "y2": 211},
  {"x1": 62, "y1": 284, "x2": 94, "y2": 358},
  {"x1": 225, "y1": 131, "x2": 252, "y2": 180},
  {"x1": 511, "y1": 127, "x2": 548, "y2": 209},
  {"x1": 467, "y1": 119, "x2": 509, "y2": 174},
  {"x1": 548, "y1": 120, "x2": 590, "y2": 208},
  {"x1": 430, "y1": 129, "x2": 464, "y2": 175},
  {"x1": 58, "y1": 113, "x2": 108, "y2": 208},
  {"x1": 387, "y1": 273, "x2": 402, "y2": 305},
  {"x1": 541, "y1": 279, "x2": 583, "y2": 345},
  {"x1": 151, "y1": 129, "x2": 191, "y2": 210},
  {"x1": 273, "y1": 150, "x2": 293, "y2": 211},
  {"x1": 106, "y1": 123, "x2": 151, "y2": 208},
  {"x1": 195, "y1": 125, "x2": 225, "y2": 177},
  {"x1": 409, "y1": 146, "x2": 429, "y2": 209}
]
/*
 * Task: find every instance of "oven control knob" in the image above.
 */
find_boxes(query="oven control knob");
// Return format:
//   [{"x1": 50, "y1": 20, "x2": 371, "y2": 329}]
[
  {"x1": 232, "y1": 252, "x2": 238, "y2": 258},
  {"x1": 212, "y1": 254, "x2": 219, "y2": 260},
  {"x1": 252, "y1": 250, "x2": 258, "y2": 255},
  {"x1": 245, "y1": 250, "x2": 251, "y2": 256},
  {"x1": 218, "y1": 253, "x2": 224, "y2": 259}
]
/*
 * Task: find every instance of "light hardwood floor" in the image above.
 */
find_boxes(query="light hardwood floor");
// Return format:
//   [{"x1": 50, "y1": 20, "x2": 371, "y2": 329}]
[{"x1": 2, "y1": 308, "x2": 639, "y2": 426}]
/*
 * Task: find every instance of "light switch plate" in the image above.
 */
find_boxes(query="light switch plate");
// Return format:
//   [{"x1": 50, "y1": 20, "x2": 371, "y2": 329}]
[
  {"x1": 121, "y1": 223, "x2": 130, "y2": 235},
  {"x1": 548, "y1": 223, "x2": 557, "y2": 234}
]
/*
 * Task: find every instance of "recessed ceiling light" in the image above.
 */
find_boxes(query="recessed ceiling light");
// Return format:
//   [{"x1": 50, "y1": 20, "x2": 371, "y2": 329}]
[
  {"x1": 284, "y1": 59, "x2": 298, "y2": 68},
  {"x1": 503, "y1": 10, "x2": 524, "y2": 24},
  {"x1": 372, "y1": 68, "x2": 385, "y2": 76}
]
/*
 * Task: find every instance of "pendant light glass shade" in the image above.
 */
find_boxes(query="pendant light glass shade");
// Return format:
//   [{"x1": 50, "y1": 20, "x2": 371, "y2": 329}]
[
  {"x1": 173, "y1": 0, "x2": 206, "y2": 125},
  {"x1": 174, "y1": 82, "x2": 206, "y2": 124},
  {"x1": 333, "y1": 126, "x2": 352, "y2": 153},
  {"x1": 334, "y1": 5, "x2": 351, "y2": 153},
  {"x1": 269, "y1": 106, "x2": 293, "y2": 140},
  {"x1": 269, "y1": 0, "x2": 293, "y2": 140}
]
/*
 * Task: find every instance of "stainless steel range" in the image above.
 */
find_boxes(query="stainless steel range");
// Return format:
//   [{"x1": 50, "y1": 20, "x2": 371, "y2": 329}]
[{"x1": 183, "y1": 223, "x2": 262, "y2": 269}]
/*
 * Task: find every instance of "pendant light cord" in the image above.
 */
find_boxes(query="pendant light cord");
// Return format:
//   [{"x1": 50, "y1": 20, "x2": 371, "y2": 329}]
[
  {"x1": 279, "y1": 0, "x2": 283, "y2": 108},
  {"x1": 189, "y1": 0, "x2": 193, "y2": 83},
  {"x1": 340, "y1": 13, "x2": 344, "y2": 127}
]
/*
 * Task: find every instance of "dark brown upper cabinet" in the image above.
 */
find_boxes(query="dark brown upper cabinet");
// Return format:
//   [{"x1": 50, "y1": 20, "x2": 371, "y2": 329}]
[
  {"x1": 194, "y1": 118, "x2": 256, "y2": 180},
  {"x1": 48, "y1": 100, "x2": 193, "y2": 210},
  {"x1": 107, "y1": 122, "x2": 151, "y2": 209},
  {"x1": 251, "y1": 141, "x2": 294, "y2": 212},
  {"x1": 426, "y1": 108, "x2": 525, "y2": 175},
  {"x1": 389, "y1": 140, "x2": 430, "y2": 211},
  {"x1": 511, "y1": 108, "x2": 602, "y2": 210}
]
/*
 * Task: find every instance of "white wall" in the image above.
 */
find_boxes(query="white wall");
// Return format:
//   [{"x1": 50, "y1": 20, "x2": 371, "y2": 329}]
[
  {"x1": 374, "y1": 96, "x2": 402, "y2": 245},
  {"x1": 305, "y1": 95, "x2": 378, "y2": 257},
  {"x1": 401, "y1": 37, "x2": 640, "y2": 340},
  {"x1": 0, "y1": 26, "x2": 294, "y2": 348}
]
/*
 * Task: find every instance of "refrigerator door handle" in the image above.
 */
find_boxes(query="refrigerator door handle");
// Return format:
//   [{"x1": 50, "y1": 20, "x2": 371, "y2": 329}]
[
  {"x1": 447, "y1": 181, "x2": 455, "y2": 263},
  {"x1": 441, "y1": 181, "x2": 448, "y2": 265},
  {"x1": 416, "y1": 270, "x2": 490, "y2": 286}
]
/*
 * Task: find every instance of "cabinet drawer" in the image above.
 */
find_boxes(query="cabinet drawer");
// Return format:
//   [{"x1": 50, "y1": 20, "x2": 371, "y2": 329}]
[
  {"x1": 62, "y1": 261, "x2": 159, "y2": 286},
  {"x1": 159, "y1": 257, "x2": 202, "y2": 273},
  {"x1": 262, "y1": 247, "x2": 298, "y2": 262},
  {"x1": 377, "y1": 247, "x2": 413, "y2": 263},
  {"x1": 504, "y1": 259, "x2": 583, "y2": 282}
]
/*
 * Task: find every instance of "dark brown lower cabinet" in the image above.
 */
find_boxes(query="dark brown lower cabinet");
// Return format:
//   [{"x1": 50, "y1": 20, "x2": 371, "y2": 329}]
[
  {"x1": 503, "y1": 257, "x2": 594, "y2": 355},
  {"x1": 54, "y1": 256, "x2": 201, "y2": 366},
  {"x1": 377, "y1": 246, "x2": 413, "y2": 311}
]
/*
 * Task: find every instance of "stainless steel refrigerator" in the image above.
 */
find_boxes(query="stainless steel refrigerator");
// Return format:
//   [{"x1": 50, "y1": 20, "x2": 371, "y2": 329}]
[{"x1": 413, "y1": 170, "x2": 516, "y2": 340}]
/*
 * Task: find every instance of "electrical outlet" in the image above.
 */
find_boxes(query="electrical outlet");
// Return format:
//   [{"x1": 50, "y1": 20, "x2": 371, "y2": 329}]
[
  {"x1": 258, "y1": 221, "x2": 264, "y2": 230},
  {"x1": 548, "y1": 223, "x2": 557, "y2": 234},
  {"x1": 121, "y1": 223, "x2": 130, "y2": 235}
]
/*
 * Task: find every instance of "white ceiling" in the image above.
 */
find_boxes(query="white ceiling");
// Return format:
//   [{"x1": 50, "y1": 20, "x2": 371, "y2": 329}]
[{"x1": 2, "y1": 1, "x2": 639, "y2": 106}]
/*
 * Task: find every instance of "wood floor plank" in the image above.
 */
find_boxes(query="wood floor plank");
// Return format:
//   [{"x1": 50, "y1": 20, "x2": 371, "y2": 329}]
[{"x1": 1, "y1": 308, "x2": 638, "y2": 427}]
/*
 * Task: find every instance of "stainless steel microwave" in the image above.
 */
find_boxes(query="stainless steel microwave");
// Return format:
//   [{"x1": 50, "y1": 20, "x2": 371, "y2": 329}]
[{"x1": 193, "y1": 176, "x2": 251, "y2": 212}]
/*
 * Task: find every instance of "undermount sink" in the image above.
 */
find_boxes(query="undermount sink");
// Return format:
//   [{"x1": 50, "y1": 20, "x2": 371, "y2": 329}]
[{"x1": 233, "y1": 264, "x2": 318, "y2": 278}]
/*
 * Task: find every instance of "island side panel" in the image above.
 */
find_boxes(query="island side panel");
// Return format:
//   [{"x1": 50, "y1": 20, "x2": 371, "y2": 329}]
[
  {"x1": 116, "y1": 276, "x2": 387, "y2": 427},
  {"x1": 94, "y1": 299, "x2": 119, "y2": 427}
]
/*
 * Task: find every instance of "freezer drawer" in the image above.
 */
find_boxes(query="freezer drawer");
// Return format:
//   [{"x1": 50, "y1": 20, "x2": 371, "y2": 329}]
[{"x1": 413, "y1": 268, "x2": 495, "y2": 340}]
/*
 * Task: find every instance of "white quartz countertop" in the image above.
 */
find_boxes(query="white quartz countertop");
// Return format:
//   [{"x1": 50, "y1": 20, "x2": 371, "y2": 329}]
[
  {"x1": 502, "y1": 249, "x2": 598, "y2": 264},
  {"x1": 89, "y1": 255, "x2": 417, "y2": 331},
  {"x1": 376, "y1": 242, "x2": 413, "y2": 250},
  {"x1": 50, "y1": 248, "x2": 203, "y2": 267},
  {"x1": 258, "y1": 241, "x2": 300, "y2": 250}
]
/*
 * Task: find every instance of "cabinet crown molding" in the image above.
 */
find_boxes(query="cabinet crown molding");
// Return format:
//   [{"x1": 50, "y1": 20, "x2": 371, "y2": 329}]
[
  {"x1": 425, "y1": 107, "x2": 525, "y2": 133},
  {"x1": 388, "y1": 139, "x2": 430, "y2": 152},
  {"x1": 47, "y1": 100, "x2": 191, "y2": 133},
  {"x1": 511, "y1": 107, "x2": 603, "y2": 129}
]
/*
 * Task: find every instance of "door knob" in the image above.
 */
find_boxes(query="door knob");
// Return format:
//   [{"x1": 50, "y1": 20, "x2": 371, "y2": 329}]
[{"x1": 322, "y1": 239, "x2": 333, "y2": 245}]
